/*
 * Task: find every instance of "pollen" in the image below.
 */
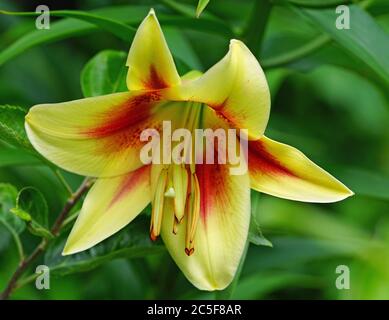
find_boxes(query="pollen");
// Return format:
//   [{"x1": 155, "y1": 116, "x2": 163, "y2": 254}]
[{"x1": 185, "y1": 247, "x2": 195, "y2": 256}]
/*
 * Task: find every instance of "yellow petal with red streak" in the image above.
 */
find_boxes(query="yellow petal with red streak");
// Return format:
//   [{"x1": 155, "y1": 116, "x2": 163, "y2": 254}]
[
  {"x1": 248, "y1": 136, "x2": 354, "y2": 203},
  {"x1": 161, "y1": 162, "x2": 250, "y2": 290},
  {"x1": 63, "y1": 165, "x2": 151, "y2": 255},
  {"x1": 154, "y1": 108, "x2": 251, "y2": 290},
  {"x1": 25, "y1": 92, "x2": 181, "y2": 177},
  {"x1": 126, "y1": 9, "x2": 180, "y2": 91},
  {"x1": 170, "y1": 39, "x2": 270, "y2": 140}
]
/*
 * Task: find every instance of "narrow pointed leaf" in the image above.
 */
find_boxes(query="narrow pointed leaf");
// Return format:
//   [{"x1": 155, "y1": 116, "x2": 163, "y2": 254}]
[
  {"x1": 249, "y1": 192, "x2": 273, "y2": 247},
  {"x1": 279, "y1": 0, "x2": 349, "y2": 7},
  {"x1": 296, "y1": 5, "x2": 389, "y2": 86},
  {"x1": 196, "y1": 0, "x2": 210, "y2": 17},
  {"x1": 0, "y1": 6, "x2": 149, "y2": 66},
  {"x1": 0, "y1": 6, "x2": 232, "y2": 67},
  {"x1": 0, "y1": 10, "x2": 136, "y2": 41}
]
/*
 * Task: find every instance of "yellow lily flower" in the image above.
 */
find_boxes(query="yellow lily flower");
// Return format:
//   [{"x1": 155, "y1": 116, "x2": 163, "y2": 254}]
[{"x1": 24, "y1": 9, "x2": 353, "y2": 291}]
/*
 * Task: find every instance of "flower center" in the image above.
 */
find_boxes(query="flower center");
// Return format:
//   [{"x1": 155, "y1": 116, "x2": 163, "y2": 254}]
[{"x1": 149, "y1": 102, "x2": 203, "y2": 256}]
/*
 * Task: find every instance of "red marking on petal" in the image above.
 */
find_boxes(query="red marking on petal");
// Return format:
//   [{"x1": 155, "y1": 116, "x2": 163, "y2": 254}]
[
  {"x1": 208, "y1": 99, "x2": 244, "y2": 128},
  {"x1": 108, "y1": 165, "x2": 149, "y2": 207},
  {"x1": 209, "y1": 98, "x2": 228, "y2": 112},
  {"x1": 99, "y1": 120, "x2": 162, "y2": 154},
  {"x1": 82, "y1": 92, "x2": 161, "y2": 138},
  {"x1": 196, "y1": 162, "x2": 229, "y2": 222},
  {"x1": 143, "y1": 65, "x2": 169, "y2": 90},
  {"x1": 216, "y1": 109, "x2": 235, "y2": 127},
  {"x1": 248, "y1": 140, "x2": 295, "y2": 176},
  {"x1": 81, "y1": 92, "x2": 163, "y2": 154}
]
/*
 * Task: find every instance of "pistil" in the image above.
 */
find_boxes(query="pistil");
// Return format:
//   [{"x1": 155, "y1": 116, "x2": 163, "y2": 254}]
[{"x1": 184, "y1": 171, "x2": 200, "y2": 256}]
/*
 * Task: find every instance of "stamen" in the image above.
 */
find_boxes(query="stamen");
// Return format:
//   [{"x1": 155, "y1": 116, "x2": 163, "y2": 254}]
[
  {"x1": 185, "y1": 172, "x2": 200, "y2": 256},
  {"x1": 172, "y1": 164, "x2": 188, "y2": 222},
  {"x1": 150, "y1": 167, "x2": 168, "y2": 241}
]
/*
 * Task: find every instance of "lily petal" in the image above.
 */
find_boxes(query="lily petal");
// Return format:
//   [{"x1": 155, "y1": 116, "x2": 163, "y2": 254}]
[
  {"x1": 248, "y1": 136, "x2": 354, "y2": 203},
  {"x1": 126, "y1": 9, "x2": 181, "y2": 91},
  {"x1": 63, "y1": 165, "x2": 151, "y2": 255},
  {"x1": 161, "y1": 160, "x2": 250, "y2": 290},
  {"x1": 151, "y1": 106, "x2": 250, "y2": 290},
  {"x1": 172, "y1": 39, "x2": 270, "y2": 140},
  {"x1": 25, "y1": 92, "x2": 180, "y2": 177}
]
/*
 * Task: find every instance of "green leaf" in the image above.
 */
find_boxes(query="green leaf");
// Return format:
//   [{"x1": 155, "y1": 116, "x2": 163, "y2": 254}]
[
  {"x1": 10, "y1": 207, "x2": 31, "y2": 221},
  {"x1": 249, "y1": 217, "x2": 273, "y2": 247},
  {"x1": 196, "y1": 0, "x2": 210, "y2": 17},
  {"x1": 44, "y1": 216, "x2": 164, "y2": 276},
  {"x1": 10, "y1": 187, "x2": 52, "y2": 239},
  {"x1": 0, "y1": 105, "x2": 31, "y2": 149},
  {"x1": 268, "y1": 37, "x2": 389, "y2": 100},
  {"x1": 249, "y1": 191, "x2": 273, "y2": 247},
  {"x1": 0, "y1": 10, "x2": 136, "y2": 42},
  {"x1": 368, "y1": 0, "x2": 389, "y2": 16},
  {"x1": 0, "y1": 5, "x2": 149, "y2": 66},
  {"x1": 257, "y1": 198, "x2": 369, "y2": 250},
  {"x1": 296, "y1": 5, "x2": 389, "y2": 86},
  {"x1": 81, "y1": 50, "x2": 127, "y2": 97},
  {"x1": 280, "y1": 0, "x2": 351, "y2": 7},
  {"x1": 0, "y1": 184, "x2": 25, "y2": 258},
  {"x1": 0, "y1": 147, "x2": 40, "y2": 167},
  {"x1": 27, "y1": 220, "x2": 53, "y2": 239},
  {"x1": 233, "y1": 271, "x2": 317, "y2": 299},
  {"x1": 158, "y1": 15, "x2": 234, "y2": 38},
  {"x1": 162, "y1": 0, "x2": 201, "y2": 17},
  {"x1": 333, "y1": 167, "x2": 389, "y2": 201},
  {"x1": 12, "y1": 187, "x2": 49, "y2": 227},
  {"x1": 0, "y1": 5, "x2": 233, "y2": 67},
  {"x1": 164, "y1": 27, "x2": 202, "y2": 70},
  {"x1": 0, "y1": 183, "x2": 25, "y2": 235}
]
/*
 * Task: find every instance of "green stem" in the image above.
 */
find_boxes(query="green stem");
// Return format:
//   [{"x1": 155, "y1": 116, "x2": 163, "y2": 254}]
[
  {"x1": 241, "y1": 0, "x2": 272, "y2": 56},
  {"x1": 14, "y1": 273, "x2": 38, "y2": 290},
  {"x1": 262, "y1": 34, "x2": 331, "y2": 69},
  {"x1": 1, "y1": 220, "x2": 24, "y2": 261},
  {"x1": 53, "y1": 168, "x2": 73, "y2": 196},
  {"x1": 0, "y1": 178, "x2": 92, "y2": 300},
  {"x1": 62, "y1": 210, "x2": 80, "y2": 228}
]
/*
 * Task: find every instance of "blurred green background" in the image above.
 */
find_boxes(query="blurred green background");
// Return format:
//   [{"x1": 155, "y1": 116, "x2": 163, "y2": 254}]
[{"x1": 0, "y1": 0, "x2": 389, "y2": 299}]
